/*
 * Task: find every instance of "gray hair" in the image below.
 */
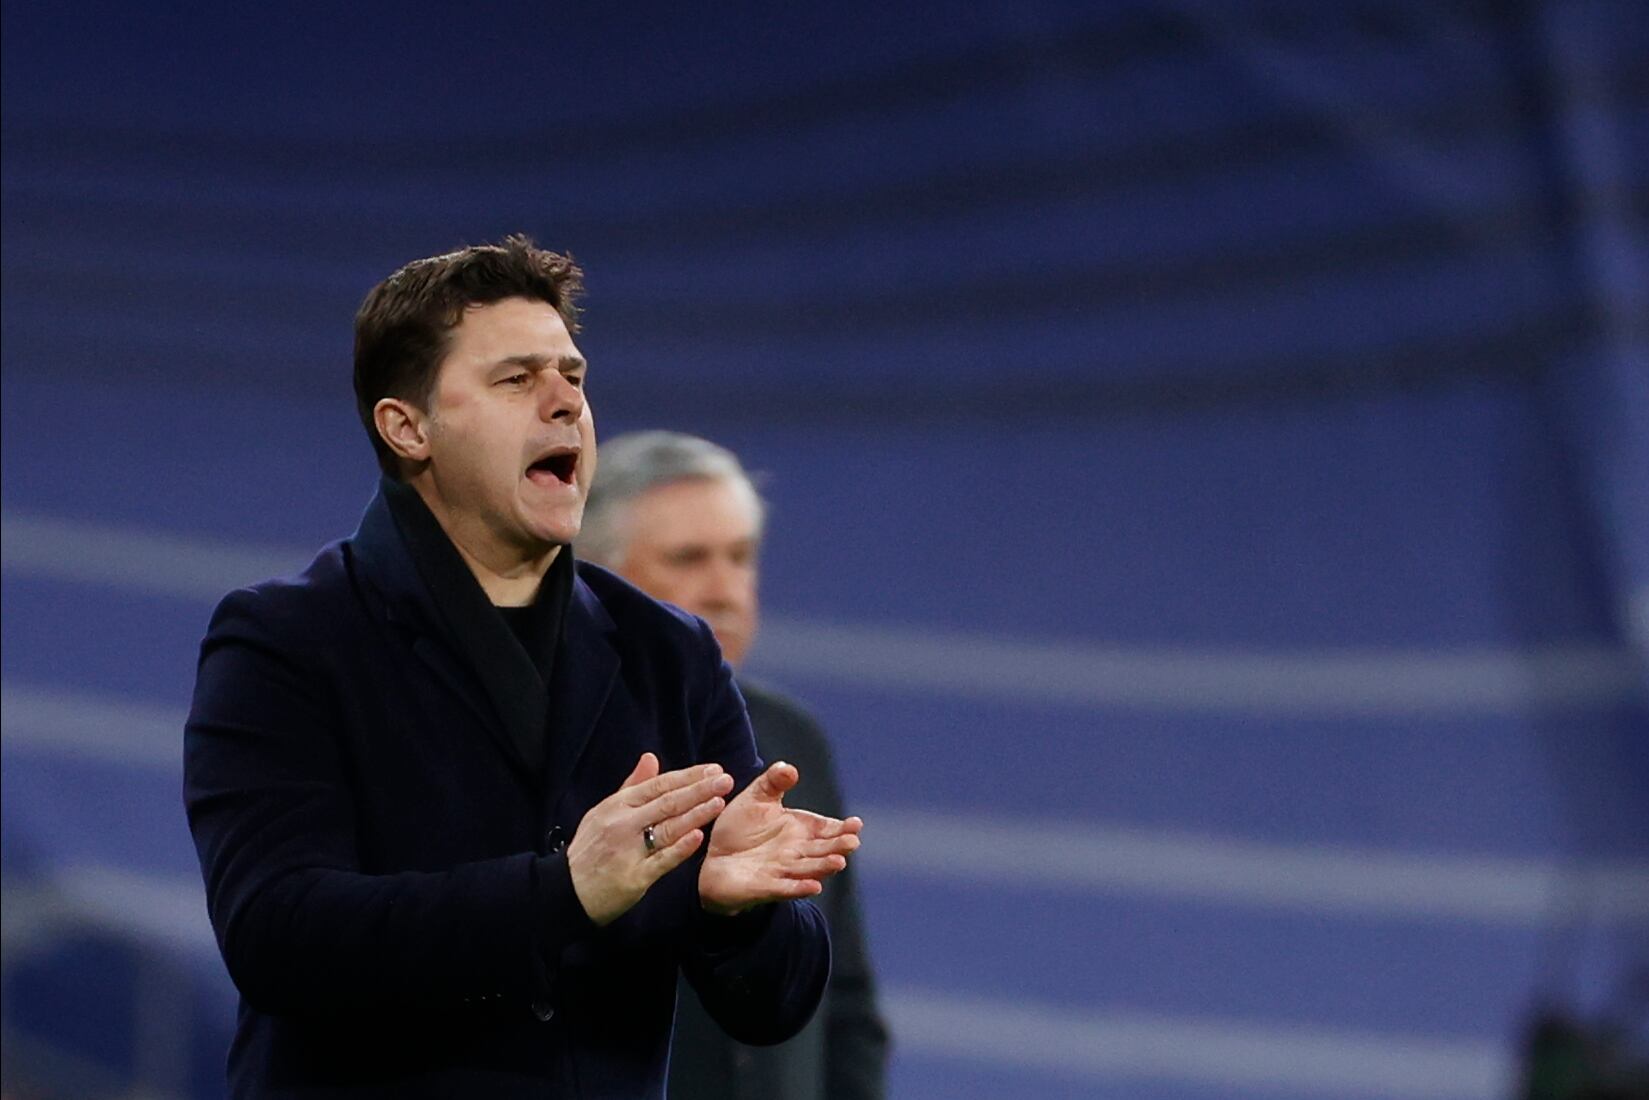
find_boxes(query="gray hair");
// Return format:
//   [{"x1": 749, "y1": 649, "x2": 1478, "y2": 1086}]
[{"x1": 580, "y1": 431, "x2": 765, "y2": 567}]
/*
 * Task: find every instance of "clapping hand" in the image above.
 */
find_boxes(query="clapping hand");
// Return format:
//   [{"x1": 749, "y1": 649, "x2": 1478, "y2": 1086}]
[
  {"x1": 568, "y1": 754, "x2": 733, "y2": 926},
  {"x1": 698, "y1": 760, "x2": 863, "y2": 916}
]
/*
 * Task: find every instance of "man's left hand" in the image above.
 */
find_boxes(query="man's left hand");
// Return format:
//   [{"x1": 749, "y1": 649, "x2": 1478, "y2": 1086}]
[{"x1": 698, "y1": 760, "x2": 863, "y2": 916}]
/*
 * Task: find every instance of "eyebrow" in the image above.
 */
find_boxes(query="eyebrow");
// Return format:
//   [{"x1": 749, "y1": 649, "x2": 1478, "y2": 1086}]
[{"x1": 495, "y1": 354, "x2": 586, "y2": 372}]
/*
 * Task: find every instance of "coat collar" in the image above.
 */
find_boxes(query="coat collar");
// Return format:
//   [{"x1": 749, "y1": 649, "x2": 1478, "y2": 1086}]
[
  {"x1": 545, "y1": 576, "x2": 620, "y2": 813},
  {"x1": 349, "y1": 478, "x2": 614, "y2": 786}
]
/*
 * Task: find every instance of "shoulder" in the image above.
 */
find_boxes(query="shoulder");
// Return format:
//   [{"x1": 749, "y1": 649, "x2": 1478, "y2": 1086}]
[
  {"x1": 734, "y1": 678, "x2": 826, "y2": 742},
  {"x1": 574, "y1": 559, "x2": 725, "y2": 664},
  {"x1": 205, "y1": 540, "x2": 354, "y2": 649}
]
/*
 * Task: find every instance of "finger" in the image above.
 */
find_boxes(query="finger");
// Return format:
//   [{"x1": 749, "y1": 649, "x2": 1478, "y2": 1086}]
[
  {"x1": 786, "y1": 809, "x2": 864, "y2": 838},
  {"x1": 748, "y1": 760, "x2": 800, "y2": 804},
  {"x1": 621, "y1": 762, "x2": 724, "y2": 808},
  {"x1": 620, "y1": 752, "x2": 660, "y2": 789},
  {"x1": 637, "y1": 771, "x2": 734, "y2": 822},
  {"x1": 644, "y1": 828, "x2": 706, "y2": 880},
  {"x1": 795, "y1": 834, "x2": 860, "y2": 859},
  {"x1": 779, "y1": 854, "x2": 849, "y2": 879},
  {"x1": 647, "y1": 795, "x2": 726, "y2": 851}
]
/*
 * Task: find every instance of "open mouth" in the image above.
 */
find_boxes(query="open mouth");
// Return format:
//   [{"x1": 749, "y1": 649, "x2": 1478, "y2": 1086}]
[{"x1": 527, "y1": 449, "x2": 579, "y2": 486}]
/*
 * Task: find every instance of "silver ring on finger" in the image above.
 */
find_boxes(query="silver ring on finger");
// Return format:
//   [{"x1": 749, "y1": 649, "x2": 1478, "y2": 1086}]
[{"x1": 643, "y1": 824, "x2": 659, "y2": 854}]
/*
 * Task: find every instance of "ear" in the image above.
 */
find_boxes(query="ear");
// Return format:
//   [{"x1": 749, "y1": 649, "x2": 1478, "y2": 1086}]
[{"x1": 374, "y1": 397, "x2": 432, "y2": 467}]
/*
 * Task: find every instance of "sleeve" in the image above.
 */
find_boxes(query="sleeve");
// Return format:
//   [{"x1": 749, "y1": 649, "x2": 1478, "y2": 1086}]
[
  {"x1": 182, "y1": 587, "x2": 596, "y2": 1017},
  {"x1": 676, "y1": 628, "x2": 833, "y2": 1046}
]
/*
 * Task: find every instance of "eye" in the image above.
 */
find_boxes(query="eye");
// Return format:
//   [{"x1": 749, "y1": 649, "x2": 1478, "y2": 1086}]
[
  {"x1": 498, "y1": 372, "x2": 530, "y2": 387},
  {"x1": 565, "y1": 373, "x2": 586, "y2": 389},
  {"x1": 666, "y1": 547, "x2": 710, "y2": 567}
]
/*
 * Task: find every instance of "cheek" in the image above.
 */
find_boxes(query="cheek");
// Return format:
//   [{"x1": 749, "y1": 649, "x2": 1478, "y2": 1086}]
[
  {"x1": 578, "y1": 409, "x2": 598, "y2": 490},
  {"x1": 635, "y1": 561, "x2": 685, "y2": 603}
]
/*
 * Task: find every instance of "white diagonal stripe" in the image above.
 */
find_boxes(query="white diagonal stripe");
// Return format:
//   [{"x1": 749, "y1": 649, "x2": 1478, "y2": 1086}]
[
  {"x1": 752, "y1": 619, "x2": 1644, "y2": 715},
  {"x1": 859, "y1": 805, "x2": 1649, "y2": 925},
  {"x1": 2, "y1": 684, "x2": 182, "y2": 768},
  {"x1": 6, "y1": 509, "x2": 1642, "y2": 716},
  {"x1": 7, "y1": 682, "x2": 1646, "y2": 925},
  {"x1": 882, "y1": 987, "x2": 1510, "y2": 1099},
  {"x1": 1, "y1": 512, "x2": 312, "y2": 601},
  {"x1": 1, "y1": 866, "x2": 214, "y2": 957}
]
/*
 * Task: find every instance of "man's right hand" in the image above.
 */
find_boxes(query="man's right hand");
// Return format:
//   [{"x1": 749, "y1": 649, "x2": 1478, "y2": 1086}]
[{"x1": 567, "y1": 753, "x2": 734, "y2": 926}]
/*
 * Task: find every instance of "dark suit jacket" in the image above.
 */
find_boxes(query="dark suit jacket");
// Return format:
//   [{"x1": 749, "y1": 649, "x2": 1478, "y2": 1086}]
[
  {"x1": 669, "y1": 681, "x2": 889, "y2": 1100},
  {"x1": 183, "y1": 482, "x2": 829, "y2": 1098}
]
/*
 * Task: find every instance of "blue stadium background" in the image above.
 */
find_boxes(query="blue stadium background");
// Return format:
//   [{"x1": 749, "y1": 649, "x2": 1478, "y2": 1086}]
[{"x1": 3, "y1": 2, "x2": 1646, "y2": 1097}]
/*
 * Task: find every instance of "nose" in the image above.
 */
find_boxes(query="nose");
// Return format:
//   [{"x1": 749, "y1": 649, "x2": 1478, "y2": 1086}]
[
  {"x1": 538, "y1": 372, "x2": 584, "y2": 423},
  {"x1": 702, "y1": 555, "x2": 755, "y2": 611}
]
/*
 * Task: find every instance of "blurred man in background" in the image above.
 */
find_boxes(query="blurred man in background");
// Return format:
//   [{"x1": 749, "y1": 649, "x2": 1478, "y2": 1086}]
[{"x1": 582, "y1": 431, "x2": 890, "y2": 1100}]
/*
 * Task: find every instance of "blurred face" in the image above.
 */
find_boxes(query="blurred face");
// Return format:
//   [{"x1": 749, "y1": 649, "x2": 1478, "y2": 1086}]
[
  {"x1": 415, "y1": 297, "x2": 595, "y2": 564},
  {"x1": 616, "y1": 477, "x2": 761, "y2": 666}
]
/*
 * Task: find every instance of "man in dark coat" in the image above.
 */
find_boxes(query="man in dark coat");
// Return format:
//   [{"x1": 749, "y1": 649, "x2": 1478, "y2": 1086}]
[
  {"x1": 183, "y1": 237, "x2": 863, "y2": 1098},
  {"x1": 582, "y1": 431, "x2": 890, "y2": 1100}
]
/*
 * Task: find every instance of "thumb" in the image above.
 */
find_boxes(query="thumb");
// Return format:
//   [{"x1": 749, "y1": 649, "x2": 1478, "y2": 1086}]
[
  {"x1": 750, "y1": 760, "x2": 799, "y2": 803},
  {"x1": 621, "y1": 752, "x2": 660, "y2": 789}
]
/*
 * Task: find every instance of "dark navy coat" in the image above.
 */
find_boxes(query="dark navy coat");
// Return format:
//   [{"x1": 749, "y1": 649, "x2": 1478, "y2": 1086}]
[{"x1": 183, "y1": 482, "x2": 830, "y2": 1098}]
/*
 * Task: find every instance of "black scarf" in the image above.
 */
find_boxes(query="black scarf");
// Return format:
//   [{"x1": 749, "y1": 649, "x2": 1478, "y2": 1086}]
[{"x1": 380, "y1": 475, "x2": 574, "y2": 778}]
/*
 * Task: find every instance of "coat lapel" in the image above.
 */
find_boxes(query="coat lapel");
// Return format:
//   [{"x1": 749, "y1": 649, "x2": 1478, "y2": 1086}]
[
  {"x1": 545, "y1": 572, "x2": 620, "y2": 814},
  {"x1": 408, "y1": 634, "x2": 523, "y2": 768},
  {"x1": 349, "y1": 480, "x2": 548, "y2": 780}
]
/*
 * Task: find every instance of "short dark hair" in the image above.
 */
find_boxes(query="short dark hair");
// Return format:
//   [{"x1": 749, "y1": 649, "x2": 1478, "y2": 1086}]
[{"x1": 353, "y1": 234, "x2": 585, "y2": 477}]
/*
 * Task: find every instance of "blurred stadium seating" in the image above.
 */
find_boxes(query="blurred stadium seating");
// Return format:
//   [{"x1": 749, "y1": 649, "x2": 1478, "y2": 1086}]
[{"x1": 3, "y1": 2, "x2": 1646, "y2": 1097}]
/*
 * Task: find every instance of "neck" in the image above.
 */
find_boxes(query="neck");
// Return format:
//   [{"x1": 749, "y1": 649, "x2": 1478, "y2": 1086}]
[
  {"x1": 451, "y1": 538, "x2": 559, "y2": 607},
  {"x1": 409, "y1": 478, "x2": 560, "y2": 607}
]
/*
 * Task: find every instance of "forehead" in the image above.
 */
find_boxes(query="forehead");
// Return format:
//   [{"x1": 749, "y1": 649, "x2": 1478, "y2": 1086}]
[
  {"x1": 443, "y1": 297, "x2": 579, "y2": 367},
  {"x1": 631, "y1": 478, "x2": 761, "y2": 543}
]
